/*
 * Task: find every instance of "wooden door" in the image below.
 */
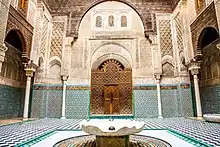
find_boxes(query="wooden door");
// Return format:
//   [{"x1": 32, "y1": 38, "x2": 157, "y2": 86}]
[{"x1": 104, "y1": 85, "x2": 120, "y2": 114}]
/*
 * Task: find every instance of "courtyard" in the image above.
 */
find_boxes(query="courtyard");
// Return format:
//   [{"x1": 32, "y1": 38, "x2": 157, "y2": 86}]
[{"x1": 0, "y1": 118, "x2": 219, "y2": 147}]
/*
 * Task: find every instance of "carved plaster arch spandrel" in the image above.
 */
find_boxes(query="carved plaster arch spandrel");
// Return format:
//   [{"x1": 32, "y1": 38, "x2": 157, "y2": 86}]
[
  {"x1": 161, "y1": 55, "x2": 175, "y2": 66},
  {"x1": 91, "y1": 53, "x2": 131, "y2": 70},
  {"x1": 91, "y1": 43, "x2": 133, "y2": 68},
  {"x1": 91, "y1": 41, "x2": 132, "y2": 57}
]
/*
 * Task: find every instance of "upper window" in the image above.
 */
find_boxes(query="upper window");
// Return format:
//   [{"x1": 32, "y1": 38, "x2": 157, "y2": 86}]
[
  {"x1": 108, "y1": 15, "x2": 115, "y2": 27},
  {"x1": 121, "y1": 15, "x2": 127, "y2": 27},
  {"x1": 95, "y1": 16, "x2": 102, "y2": 28}
]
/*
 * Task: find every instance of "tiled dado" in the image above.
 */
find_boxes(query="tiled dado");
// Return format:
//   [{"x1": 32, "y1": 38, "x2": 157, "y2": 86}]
[
  {"x1": 0, "y1": 84, "x2": 25, "y2": 118},
  {"x1": 31, "y1": 84, "x2": 192, "y2": 119},
  {"x1": 33, "y1": 85, "x2": 89, "y2": 90},
  {"x1": 134, "y1": 83, "x2": 193, "y2": 118},
  {"x1": 31, "y1": 85, "x2": 90, "y2": 119},
  {"x1": 134, "y1": 83, "x2": 190, "y2": 90}
]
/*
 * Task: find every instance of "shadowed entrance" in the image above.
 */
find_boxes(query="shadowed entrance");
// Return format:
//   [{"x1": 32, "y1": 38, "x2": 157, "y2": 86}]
[{"x1": 90, "y1": 59, "x2": 132, "y2": 115}]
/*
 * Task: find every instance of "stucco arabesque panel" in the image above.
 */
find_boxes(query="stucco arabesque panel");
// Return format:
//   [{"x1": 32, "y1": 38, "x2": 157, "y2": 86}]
[{"x1": 90, "y1": 39, "x2": 134, "y2": 66}]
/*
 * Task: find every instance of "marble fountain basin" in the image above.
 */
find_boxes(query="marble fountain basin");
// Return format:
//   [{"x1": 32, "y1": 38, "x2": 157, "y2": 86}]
[
  {"x1": 54, "y1": 119, "x2": 172, "y2": 147},
  {"x1": 79, "y1": 119, "x2": 145, "y2": 147},
  {"x1": 79, "y1": 119, "x2": 145, "y2": 136},
  {"x1": 203, "y1": 114, "x2": 220, "y2": 123}
]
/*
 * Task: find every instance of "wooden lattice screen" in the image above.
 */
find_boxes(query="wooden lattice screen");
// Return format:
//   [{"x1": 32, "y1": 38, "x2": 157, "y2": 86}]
[{"x1": 90, "y1": 59, "x2": 132, "y2": 115}]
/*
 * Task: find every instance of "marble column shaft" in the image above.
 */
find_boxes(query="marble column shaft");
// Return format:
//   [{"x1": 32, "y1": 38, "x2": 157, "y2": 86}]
[{"x1": 23, "y1": 76, "x2": 32, "y2": 119}]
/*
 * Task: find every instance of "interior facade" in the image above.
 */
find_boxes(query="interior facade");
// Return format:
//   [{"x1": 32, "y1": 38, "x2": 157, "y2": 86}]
[{"x1": 0, "y1": 0, "x2": 220, "y2": 146}]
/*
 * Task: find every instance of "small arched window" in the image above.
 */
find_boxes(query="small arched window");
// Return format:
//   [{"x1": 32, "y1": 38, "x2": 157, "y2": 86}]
[
  {"x1": 108, "y1": 15, "x2": 115, "y2": 27},
  {"x1": 121, "y1": 15, "x2": 127, "y2": 27},
  {"x1": 95, "y1": 16, "x2": 102, "y2": 28}
]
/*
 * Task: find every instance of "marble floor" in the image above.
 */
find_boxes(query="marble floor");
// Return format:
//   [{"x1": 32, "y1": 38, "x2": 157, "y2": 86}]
[{"x1": 0, "y1": 118, "x2": 219, "y2": 147}]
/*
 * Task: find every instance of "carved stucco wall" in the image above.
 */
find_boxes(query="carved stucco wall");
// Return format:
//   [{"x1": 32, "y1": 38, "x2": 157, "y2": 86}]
[
  {"x1": 33, "y1": 1, "x2": 53, "y2": 84},
  {"x1": 68, "y1": 1, "x2": 155, "y2": 85},
  {"x1": 34, "y1": 1, "x2": 192, "y2": 85},
  {"x1": 42, "y1": 0, "x2": 177, "y2": 38}
]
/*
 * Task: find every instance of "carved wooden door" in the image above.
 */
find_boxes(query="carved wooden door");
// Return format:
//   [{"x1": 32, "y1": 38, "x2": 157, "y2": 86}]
[
  {"x1": 104, "y1": 85, "x2": 119, "y2": 114},
  {"x1": 91, "y1": 59, "x2": 132, "y2": 115}
]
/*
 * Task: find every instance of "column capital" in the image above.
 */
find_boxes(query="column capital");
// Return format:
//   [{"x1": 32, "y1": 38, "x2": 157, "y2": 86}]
[
  {"x1": 61, "y1": 75, "x2": 69, "y2": 81},
  {"x1": 154, "y1": 74, "x2": 161, "y2": 81},
  {"x1": 191, "y1": 68, "x2": 200, "y2": 75},
  {"x1": 148, "y1": 34, "x2": 158, "y2": 44},
  {"x1": 187, "y1": 61, "x2": 202, "y2": 71},
  {"x1": 24, "y1": 61, "x2": 37, "y2": 77},
  {"x1": 25, "y1": 69, "x2": 35, "y2": 77}
]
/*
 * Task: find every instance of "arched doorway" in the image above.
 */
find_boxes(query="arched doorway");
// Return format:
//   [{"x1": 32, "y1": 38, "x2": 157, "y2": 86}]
[
  {"x1": 90, "y1": 59, "x2": 132, "y2": 115},
  {"x1": 0, "y1": 30, "x2": 26, "y2": 118},
  {"x1": 198, "y1": 27, "x2": 220, "y2": 114}
]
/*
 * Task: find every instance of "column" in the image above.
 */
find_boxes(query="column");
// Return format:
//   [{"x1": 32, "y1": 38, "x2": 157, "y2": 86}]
[
  {"x1": 155, "y1": 74, "x2": 163, "y2": 118},
  {"x1": 23, "y1": 68, "x2": 34, "y2": 120},
  {"x1": 191, "y1": 69, "x2": 202, "y2": 117},
  {"x1": 61, "y1": 75, "x2": 68, "y2": 119}
]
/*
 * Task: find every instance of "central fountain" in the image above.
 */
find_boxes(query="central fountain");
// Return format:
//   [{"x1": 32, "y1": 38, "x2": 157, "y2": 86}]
[
  {"x1": 79, "y1": 119, "x2": 145, "y2": 147},
  {"x1": 54, "y1": 119, "x2": 172, "y2": 147}
]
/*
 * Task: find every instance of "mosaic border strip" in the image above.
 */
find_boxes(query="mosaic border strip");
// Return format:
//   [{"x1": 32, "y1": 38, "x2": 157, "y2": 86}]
[
  {"x1": 33, "y1": 84, "x2": 190, "y2": 90},
  {"x1": 168, "y1": 130, "x2": 211, "y2": 147},
  {"x1": 134, "y1": 85, "x2": 178, "y2": 90},
  {"x1": 180, "y1": 83, "x2": 191, "y2": 89},
  {"x1": 33, "y1": 85, "x2": 89, "y2": 90},
  {"x1": 15, "y1": 131, "x2": 56, "y2": 147}
]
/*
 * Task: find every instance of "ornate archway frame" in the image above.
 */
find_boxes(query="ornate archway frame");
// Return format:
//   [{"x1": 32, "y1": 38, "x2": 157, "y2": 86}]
[{"x1": 90, "y1": 56, "x2": 133, "y2": 116}]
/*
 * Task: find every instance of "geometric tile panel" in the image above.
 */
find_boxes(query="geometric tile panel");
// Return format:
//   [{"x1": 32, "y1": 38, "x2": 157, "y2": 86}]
[
  {"x1": 200, "y1": 85, "x2": 220, "y2": 114},
  {"x1": 31, "y1": 90, "x2": 45, "y2": 118},
  {"x1": 134, "y1": 90, "x2": 158, "y2": 118},
  {"x1": 134, "y1": 85, "x2": 193, "y2": 118},
  {"x1": 66, "y1": 90, "x2": 90, "y2": 119},
  {"x1": 161, "y1": 89, "x2": 179, "y2": 118},
  {"x1": 31, "y1": 88, "x2": 62, "y2": 118},
  {"x1": 179, "y1": 85, "x2": 193, "y2": 117},
  {"x1": 159, "y1": 20, "x2": 173, "y2": 57},
  {"x1": 0, "y1": 84, "x2": 25, "y2": 118},
  {"x1": 47, "y1": 91, "x2": 62, "y2": 118},
  {"x1": 50, "y1": 22, "x2": 65, "y2": 58}
]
